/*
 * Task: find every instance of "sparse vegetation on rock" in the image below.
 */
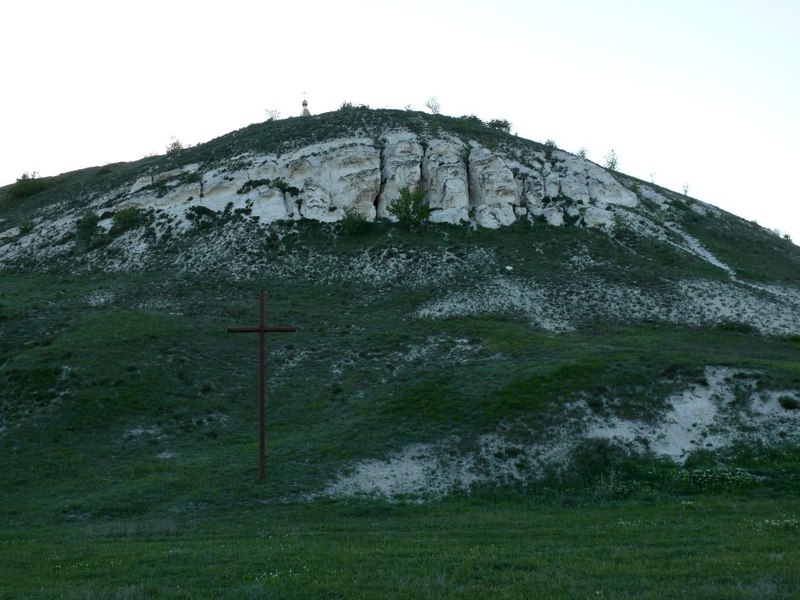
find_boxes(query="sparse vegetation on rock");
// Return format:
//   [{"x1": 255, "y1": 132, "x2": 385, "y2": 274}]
[{"x1": 387, "y1": 187, "x2": 430, "y2": 231}]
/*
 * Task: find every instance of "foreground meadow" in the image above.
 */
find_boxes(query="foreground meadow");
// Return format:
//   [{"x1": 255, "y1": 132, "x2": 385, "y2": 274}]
[{"x1": 3, "y1": 495, "x2": 798, "y2": 599}]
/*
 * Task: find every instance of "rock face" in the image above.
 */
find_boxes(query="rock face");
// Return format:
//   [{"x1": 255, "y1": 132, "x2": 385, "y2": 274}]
[
  {"x1": 377, "y1": 132, "x2": 424, "y2": 220},
  {"x1": 423, "y1": 138, "x2": 470, "y2": 224},
  {"x1": 120, "y1": 129, "x2": 639, "y2": 231},
  {"x1": 468, "y1": 144, "x2": 518, "y2": 228}
]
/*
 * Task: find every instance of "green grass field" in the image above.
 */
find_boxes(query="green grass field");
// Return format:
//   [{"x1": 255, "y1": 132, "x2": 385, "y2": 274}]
[{"x1": 3, "y1": 496, "x2": 799, "y2": 598}]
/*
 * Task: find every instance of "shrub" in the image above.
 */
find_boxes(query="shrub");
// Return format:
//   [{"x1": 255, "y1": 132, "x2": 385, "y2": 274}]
[
  {"x1": 543, "y1": 139, "x2": 557, "y2": 160},
  {"x1": 181, "y1": 172, "x2": 202, "y2": 185},
  {"x1": 779, "y1": 396, "x2": 799, "y2": 410},
  {"x1": 338, "y1": 101, "x2": 369, "y2": 111},
  {"x1": 341, "y1": 206, "x2": 371, "y2": 236},
  {"x1": 76, "y1": 212, "x2": 99, "y2": 242},
  {"x1": 110, "y1": 206, "x2": 144, "y2": 237},
  {"x1": 561, "y1": 438, "x2": 633, "y2": 485},
  {"x1": 387, "y1": 187, "x2": 430, "y2": 231},
  {"x1": 185, "y1": 205, "x2": 218, "y2": 231},
  {"x1": 487, "y1": 119, "x2": 511, "y2": 133}
]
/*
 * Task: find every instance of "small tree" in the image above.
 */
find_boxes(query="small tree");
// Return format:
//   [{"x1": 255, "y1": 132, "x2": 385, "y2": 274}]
[
  {"x1": 265, "y1": 109, "x2": 281, "y2": 121},
  {"x1": 166, "y1": 137, "x2": 184, "y2": 154},
  {"x1": 577, "y1": 147, "x2": 588, "y2": 159},
  {"x1": 424, "y1": 97, "x2": 441, "y2": 115},
  {"x1": 388, "y1": 187, "x2": 430, "y2": 231},
  {"x1": 604, "y1": 149, "x2": 618, "y2": 171},
  {"x1": 682, "y1": 183, "x2": 690, "y2": 196}
]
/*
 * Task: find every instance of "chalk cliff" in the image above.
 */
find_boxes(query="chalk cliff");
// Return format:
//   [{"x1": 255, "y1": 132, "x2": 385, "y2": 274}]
[{"x1": 122, "y1": 131, "x2": 638, "y2": 232}]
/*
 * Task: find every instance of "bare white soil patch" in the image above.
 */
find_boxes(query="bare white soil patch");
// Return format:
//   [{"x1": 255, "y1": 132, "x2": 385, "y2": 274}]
[
  {"x1": 416, "y1": 277, "x2": 576, "y2": 332},
  {"x1": 588, "y1": 368, "x2": 741, "y2": 462},
  {"x1": 319, "y1": 367, "x2": 800, "y2": 501},
  {"x1": 319, "y1": 428, "x2": 575, "y2": 501},
  {"x1": 417, "y1": 276, "x2": 800, "y2": 336}
]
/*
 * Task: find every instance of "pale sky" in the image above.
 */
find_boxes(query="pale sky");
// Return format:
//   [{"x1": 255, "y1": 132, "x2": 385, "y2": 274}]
[{"x1": 2, "y1": 0, "x2": 798, "y2": 242}]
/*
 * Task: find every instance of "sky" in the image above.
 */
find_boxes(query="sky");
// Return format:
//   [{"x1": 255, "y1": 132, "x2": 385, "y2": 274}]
[{"x1": 2, "y1": 0, "x2": 798, "y2": 242}]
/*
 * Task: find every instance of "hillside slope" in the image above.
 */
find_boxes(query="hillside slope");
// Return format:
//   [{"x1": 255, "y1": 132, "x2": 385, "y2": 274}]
[{"x1": 1, "y1": 108, "x2": 799, "y2": 520}]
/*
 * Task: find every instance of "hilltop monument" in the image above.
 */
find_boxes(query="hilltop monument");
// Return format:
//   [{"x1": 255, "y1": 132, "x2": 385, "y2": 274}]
[{"x1": 301, "y1": 98, "x2": 311, "y2": 117}]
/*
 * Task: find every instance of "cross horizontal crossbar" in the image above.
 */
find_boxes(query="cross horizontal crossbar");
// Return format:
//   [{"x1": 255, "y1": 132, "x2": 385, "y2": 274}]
[{"x1": 227, "y1": 326, "x2": 297, "y2": 334}]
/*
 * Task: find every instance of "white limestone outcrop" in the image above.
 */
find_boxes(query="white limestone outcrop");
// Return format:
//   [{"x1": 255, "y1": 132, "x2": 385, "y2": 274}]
[
  {"x1": 120, "y1": 129, "x2": 639, "y2": 231},
  {"x1": 284, "y1": 138, "x2": 381, "y2": 221},
  {"x1": 422, "y1": 138, "x2": 470, "y2": 224},
  {"x1": 377, "y1": 132, "x2": 424, "y2": 220},
  {"x1": 468, "y1": 144, "x2": 518, "y2": 229}
]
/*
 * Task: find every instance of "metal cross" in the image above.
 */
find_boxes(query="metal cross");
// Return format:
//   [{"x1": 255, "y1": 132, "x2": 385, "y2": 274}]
[{"x1": 227, "y1": 289, "x2": 296, "y2": 480}]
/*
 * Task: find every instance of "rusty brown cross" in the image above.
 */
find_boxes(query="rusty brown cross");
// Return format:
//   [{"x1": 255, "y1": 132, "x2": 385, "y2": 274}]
[{"x1": 227, "y1": 289, "x2": 296, "y2": 480}]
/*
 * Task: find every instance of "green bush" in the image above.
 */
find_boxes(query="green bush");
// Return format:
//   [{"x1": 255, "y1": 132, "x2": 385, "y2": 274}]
[
  {"x1": 387, "y1": 187, "x2": 430, "y2": 231},
  {"x1": 76, "y1": 212, "x2": 99, "y2": 242},
  {"x1": 487, "y1": 119, "x2": 511, "y2": 133},
  {"x1": 181, "y1": 172, "x2": 202, "y2": 185},
  {"x1": 110, "y1": 206, "x2": 144, "y2": 237},
  {"x1": 341, "y1": 206, "x2": 371, "y2": 236},
  {"x1": 185, "y1": 205, "x2": 219, "y2": 231}
]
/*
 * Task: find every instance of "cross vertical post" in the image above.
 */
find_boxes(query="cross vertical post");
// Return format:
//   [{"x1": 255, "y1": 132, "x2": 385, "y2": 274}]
[
  {"x1": 258, "y1": 289, "x2": 266, "y2": 481},
  {"x1": 227, "y1": 289, "x2": 296, "y2": 480}
]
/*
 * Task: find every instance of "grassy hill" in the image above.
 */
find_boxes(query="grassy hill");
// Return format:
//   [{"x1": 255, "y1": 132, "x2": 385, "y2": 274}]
[{"x1": 1, "y1": 108, "x2": 799, "y2": 597}]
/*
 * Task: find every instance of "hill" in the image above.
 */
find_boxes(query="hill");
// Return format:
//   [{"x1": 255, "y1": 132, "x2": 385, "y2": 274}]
[
  {"x1": 2, "y1": 105, "x2": 800, "y2": 502},
  {"x1": 1, "y1": 107, "x2": 799, "y2": 596}
]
